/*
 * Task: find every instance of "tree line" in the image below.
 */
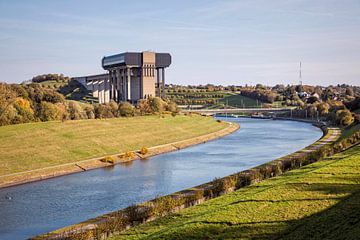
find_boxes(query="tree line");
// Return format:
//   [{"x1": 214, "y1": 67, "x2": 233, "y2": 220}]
[{"x1": 0, "y1": 83, "x2": 179, "y2": 126}]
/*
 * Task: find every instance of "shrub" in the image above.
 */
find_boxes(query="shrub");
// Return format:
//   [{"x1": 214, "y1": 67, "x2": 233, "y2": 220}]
[
  {"x1": 13, "y1": 97, "x2": 35, "y2": 123},
  {"x1": 151, "y1": 196, "x2": 183, "y2": 216},
  {"x1": 94, "y1": 104, "x2": 114, "y2": 119},
  {"x1": 149, "y1": 97, "x2": 166, "y2": 113},
  {"x1": 119, "y1": 151, "x2": 135, "y2": 159},
  {"x1": 38, "y1": 101, "x2": 63, "y2": 121},
  {"x1": 336, "y1": 109, "x2": 354, "y2": 126},
  {"x1": 137, "y1": 99, "x2": 152, "y2": 115},
  {"x1": 166, "y1": 101, "x2": 179, "y2": 116},
  {"x1": 0, "y1": 105, "x2": 17, "y2": 126},
  {"x1": 140, "y1": 147, "x2": 149, "y2": 155},
  {"x1": 118, "y1": 102, "x2": 134, "y2": 117},
  {"x1": 101, "y1": 156, "x2": 115, "y2": 164},
  {"x1": 68, "y1": 101, "x2": 84, "y2": 120},
  {"x1": 84, "y1": 106, "x2": 95, "y2": 119},
  {"x1": 108, "y1": 101, "x2": 119, "y2": 117},
  {"x1": 185, "y1": 189, "x2": 205, "y2": 203},
  {"x1": 212, "y1": 177, "x2": 236, "y2": 195},
  {"x1": 124, "y1": 204, "x2": 154, "y2": 223}
]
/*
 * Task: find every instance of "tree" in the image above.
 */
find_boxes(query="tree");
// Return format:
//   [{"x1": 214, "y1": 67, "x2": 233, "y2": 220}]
[
  {"x1": 13, "y1": 97, "x2": 35, "y2": 123},
  {"x1": 0, "y1": 83, "x2": 17, "y2": 120},
  {"x1": 336, "y1": 109, "x2": 354, "y2": 126},
  {"x1": 317, "y1": 102, "x2": 330, "y2": 116}
]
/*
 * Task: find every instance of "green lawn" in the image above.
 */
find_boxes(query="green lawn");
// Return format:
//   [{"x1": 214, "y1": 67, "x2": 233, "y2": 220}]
[
  {"x1": 340, "y1": 123, "x2": 360, "y2": 140},
  {"x1": 0, "y1": 114, "x2": 227, "y2": 176},
  {"x1": 112, "y1": 144, "x2": 360, "y2": 240},
  {"x1": 219, "y1": 94, "x2": 262, "y2": 108}
]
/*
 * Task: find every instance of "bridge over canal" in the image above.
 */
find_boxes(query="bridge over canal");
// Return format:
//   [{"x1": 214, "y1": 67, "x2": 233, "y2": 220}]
[{"x1": 182, "y1": 107, "x2": 293, "y2": 116}]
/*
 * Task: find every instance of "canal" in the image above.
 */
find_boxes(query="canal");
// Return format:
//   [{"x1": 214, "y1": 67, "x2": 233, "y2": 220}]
[{"x1": 0, "y1": 118, "x2": 323, "y2": 239}]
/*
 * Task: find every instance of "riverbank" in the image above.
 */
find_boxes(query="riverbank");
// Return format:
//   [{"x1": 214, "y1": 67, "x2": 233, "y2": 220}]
[
  {"x1": 34, "y1": 122, "x2": 340, "y2": 240},
  {"x1": 112, "y1": 142, "x2": 360, "y2": 239},
  {"x1": 0, "y1": 115, "x2": 238, "y2": 189}
]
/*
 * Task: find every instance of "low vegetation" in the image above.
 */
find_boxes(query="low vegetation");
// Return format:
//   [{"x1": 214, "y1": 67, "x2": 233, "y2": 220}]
[
  {"x1": 0, "y1": 82, "x2": 179, "y2": 127},
  {"x1": 0, "y1": 114, "x2": 227, "y2": 176},
  {"x1": 110, "y1": 137, "x2": 360, "y2": 240}
]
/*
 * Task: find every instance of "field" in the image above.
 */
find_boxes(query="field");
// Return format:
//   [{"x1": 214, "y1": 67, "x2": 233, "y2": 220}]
[
  {"x1": 166, "y1": 90, "x2": 265, "y2": 108},
  {"x1": 112, "y1": 144, "x2": 360, "y2": 240},
  {"x1": 0, "y1": 114, "x2": 227, "y2": 176},
  {"x1": 218, "y1": 94, "x2": 261, "y2": 108}
]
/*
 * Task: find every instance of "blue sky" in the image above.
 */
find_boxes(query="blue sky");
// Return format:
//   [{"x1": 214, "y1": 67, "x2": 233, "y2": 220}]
[{"x1": 0, "y1": 0, "x2": 359, "y2": 86}]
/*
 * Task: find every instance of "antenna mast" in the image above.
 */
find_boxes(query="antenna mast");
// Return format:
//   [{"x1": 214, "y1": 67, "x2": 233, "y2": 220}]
[{"x1": 299, "y1": 61, "x2": 302, "y2": 85}]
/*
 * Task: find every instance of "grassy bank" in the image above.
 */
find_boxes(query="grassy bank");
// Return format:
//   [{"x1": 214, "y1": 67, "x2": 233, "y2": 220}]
[
  {"x1": 112, "y1": 143, "x2": 360, "y2": 240},
  {"x1": 0, "y1": 114, "x2": 227, "y2": 176}
]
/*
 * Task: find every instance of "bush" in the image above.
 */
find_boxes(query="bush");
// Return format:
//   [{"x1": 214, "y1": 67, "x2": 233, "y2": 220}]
[
  {"x1": 101, "y1": 156, "x2": 115, "y2": 164},
  {"x1": 149, "y1": 97, "x2": 165, "y2": 113},
  {"x1": 140, "y1": 147, "x2": 149, "y2": 155},
  {"x1": 151, "y1": 196, "x2": 183, "y2": 216},
  {"x1": 212, "y1": 177, "x2": 236, "y2": 195},
  {"x1": 84, "y1": 105, "x2": 95, "y2": 119},
  {"x1": 118, "y1": 102, "x2": 134, "y2": 117},
  {"x1": 137, "y1": 99, "x2": 152, "y2": 115},
  {"x1": 68, "y1": 101, "x2": 84, "y2": 120},
  {"x1": 166, "y1": 101, "x2": 179, "y2": 116},
  {"x1": 124, "y1": 204, "x2": 155, "y2": 223},
  {"x1": 38, "y1": 101, "x2": 63, "y2": 121},
  {"x1": 108, "y1": 101, "x2": 119, "y2": 117},
  {"x1": 119, "y1": 151, "x2": 135, "y2": 159},
  {"x1": 13, "y1": 97, "x2": 35, "y2": 123},
  {"x1": 94, "y1": 104, "x2": 114, "y2": 119},
  {"x1": 336, "y1": 109, "x2": 354, "y2": 126}
]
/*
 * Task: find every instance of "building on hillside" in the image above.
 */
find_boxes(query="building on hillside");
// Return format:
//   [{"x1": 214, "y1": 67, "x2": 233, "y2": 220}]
[{"x1": 72, "y1": 51, "x2": 171, "y2": 104}]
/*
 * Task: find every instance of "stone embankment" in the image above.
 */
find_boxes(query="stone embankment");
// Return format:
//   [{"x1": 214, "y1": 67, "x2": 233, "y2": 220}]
[
  {"x1": 34, "y1": 123, "x2": 342, "y2": 240},
  {"x1": 0, "y1": 122, "x2": 239, "y2": 189}
]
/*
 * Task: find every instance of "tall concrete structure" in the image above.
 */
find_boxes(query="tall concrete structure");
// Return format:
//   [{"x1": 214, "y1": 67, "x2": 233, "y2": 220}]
[
  {"x1": 73, "y1": 51, "x2": 171, "y2": 104},
  {"x1": 102, "y1": 51, "x2": 171, "y2": 103}
]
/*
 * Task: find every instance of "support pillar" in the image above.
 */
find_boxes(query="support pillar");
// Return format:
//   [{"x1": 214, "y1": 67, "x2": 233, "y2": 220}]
[
  {"x1": 98, "y1": 79, "x2": 104, "y2": 104},
  {"x1": 161, "y1": 68, "x2": 165, "y2": 98},
  {"x1": 92, "y1": 79, "x2": 99, "y2": 98},
  {"x1": 127, "y1": 67, "x2": 131, "y2": 101},
  {"x1": 156, "y1": 68, "x2": 160, "y2": 97},
  {"x1": 103, "y1": 76, "x2": 108, "y2": 103}
]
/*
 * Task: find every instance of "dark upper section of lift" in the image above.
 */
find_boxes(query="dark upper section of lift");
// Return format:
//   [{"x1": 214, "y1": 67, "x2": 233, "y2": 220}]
[{"x1": 102, "y1": 52, "x2": 171, "y2": 69}]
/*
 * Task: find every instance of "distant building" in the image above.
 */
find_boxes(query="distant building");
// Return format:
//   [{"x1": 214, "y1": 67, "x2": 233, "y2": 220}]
[{"x1": 73, "y1": 51, "x2": 171, "y2": 104}]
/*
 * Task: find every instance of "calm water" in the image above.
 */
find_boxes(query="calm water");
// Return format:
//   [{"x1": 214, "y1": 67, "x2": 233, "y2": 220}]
[{"x1": 0, "y1": 118, "x2": 322, "y2": 239}]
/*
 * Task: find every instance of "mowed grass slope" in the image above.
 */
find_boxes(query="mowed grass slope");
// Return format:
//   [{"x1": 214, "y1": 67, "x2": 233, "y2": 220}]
[
  {"x1": 112, "y1": 144, "x2": 360, "y2": 240},
  {"x1": 219, "y1": 94, "x2": 261, "y2": 108},
  {"x1": 0, "y1": 115, "x2": 227, "y2": 176}
]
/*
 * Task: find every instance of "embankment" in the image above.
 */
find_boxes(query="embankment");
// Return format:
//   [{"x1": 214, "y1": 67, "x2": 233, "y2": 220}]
[
  {"x1": 34, "y1": 123, "x2": 343, "y2": 240},
  {"x1": 0, "y1": 120, "x2": 239, "y2": 189}
]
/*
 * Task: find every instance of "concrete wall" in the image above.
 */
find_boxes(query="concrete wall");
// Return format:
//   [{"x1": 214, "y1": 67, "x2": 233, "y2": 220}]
[{"x1": 141, "y1": 51, "x2": 156, "y2": 98}]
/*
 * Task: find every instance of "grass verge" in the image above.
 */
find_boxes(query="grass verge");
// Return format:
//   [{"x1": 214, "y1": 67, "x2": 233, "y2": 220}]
[{"x1": 111, "y1": 144, "x2": 360, "y2": 240}]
